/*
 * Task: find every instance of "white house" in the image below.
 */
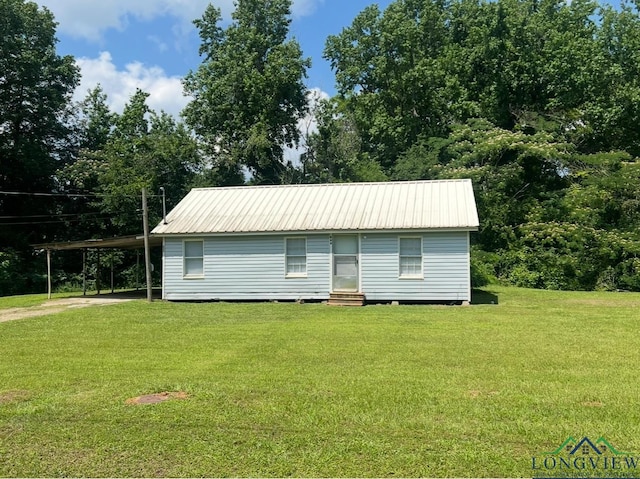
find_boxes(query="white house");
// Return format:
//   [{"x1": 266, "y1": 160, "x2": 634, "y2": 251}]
[{"x1": 151, "y1": 179, "x2": 479, "y2": 305}]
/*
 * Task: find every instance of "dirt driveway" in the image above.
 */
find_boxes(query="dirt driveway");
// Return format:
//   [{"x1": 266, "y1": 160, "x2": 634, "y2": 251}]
[{"x1": 0, "y1": 296, "x2": 137, "y2": 323}]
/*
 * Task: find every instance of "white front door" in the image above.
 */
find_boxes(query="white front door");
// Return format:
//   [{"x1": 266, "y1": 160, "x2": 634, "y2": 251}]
[{"x1": 332, "y1": 235, "x2": 358, "y2": 292}]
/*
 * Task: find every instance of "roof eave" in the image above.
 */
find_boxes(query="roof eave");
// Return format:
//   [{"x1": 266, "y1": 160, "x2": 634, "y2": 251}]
[{"x1": 151, "y1": 226, "x2": 479, "y2": 237}]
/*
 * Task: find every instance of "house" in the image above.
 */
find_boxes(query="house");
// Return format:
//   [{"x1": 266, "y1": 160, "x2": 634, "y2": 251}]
[{"x1": 151, "y1": 179, "x2": 479, "y2": 304}]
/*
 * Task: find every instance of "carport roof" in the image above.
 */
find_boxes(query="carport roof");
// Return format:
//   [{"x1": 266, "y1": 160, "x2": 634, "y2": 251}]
[{"x1": 32, "y1": 234, "x2": 163, "y2": 251}]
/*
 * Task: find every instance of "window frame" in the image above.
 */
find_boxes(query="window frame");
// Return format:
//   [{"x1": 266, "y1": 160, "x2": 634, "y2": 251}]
[
  {"x1": 285, "y1": 237, "x2": 307, "y2": 278},
  {"x1": 398, "y1": 236, "x2": 423, "y2": 279},
  {"x1": 183, "y1": 239, "x2": 204, "y2": 279}
]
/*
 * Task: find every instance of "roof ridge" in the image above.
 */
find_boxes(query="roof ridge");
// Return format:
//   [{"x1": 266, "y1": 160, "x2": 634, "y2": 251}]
[{"x1": 192, "y1": 179, "x2": 470, "y2": 192}]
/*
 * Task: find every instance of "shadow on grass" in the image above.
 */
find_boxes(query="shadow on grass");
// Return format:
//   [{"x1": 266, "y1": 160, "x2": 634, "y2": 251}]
[
  {"x1": 71, "y1": 288, "x2": 163, "y2": 300},
  {"x1": 472, "y1": 289, "x2": 499, "y2": 305}
]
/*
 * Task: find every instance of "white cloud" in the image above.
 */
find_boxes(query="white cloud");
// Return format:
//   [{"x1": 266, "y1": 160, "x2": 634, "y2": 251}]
[
  {"x1": 42, "y1": 0, "x2": 226, "y2": 41},
  {"x1": 147, "y1": 35, "x2": 169, "y2": 53},
  {"x1": 74, "y1": 52, "x2": 328, "y2": 129},
  {"x1": 41, "y1": 0, "x2": 323, "y2": 42},
  {"x1": 292, "y1": 0, "x2": 325, "y2": 18},
  {"x1": 75, "y1": 52, "x2": 189, "y2": 118}
]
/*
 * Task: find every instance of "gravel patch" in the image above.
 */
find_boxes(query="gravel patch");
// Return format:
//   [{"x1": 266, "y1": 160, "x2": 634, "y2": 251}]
[{"x1": 0, "y1": 297, "x2": 134, "y2": 323}]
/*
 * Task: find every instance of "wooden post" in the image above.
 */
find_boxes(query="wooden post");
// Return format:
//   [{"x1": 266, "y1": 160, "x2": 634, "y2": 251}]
[
  {"x1": 46, "y1": 249, "x2": 52, "y2": 300},
  {"x1": 82, "y1": 249, "x2": 87, "y2": 296},
  {"x1": 110, "y1": 254, "x2": 114, "y2": 294},
  {"x1": 142, "y1": 188, "x2": 153, "y2": 302},
  {"x1": 136, "y1": 249, "x2": 140, "y2": 291},
  {"x1": 96, "y1": 249, "x2": 101, "y2": 295}
]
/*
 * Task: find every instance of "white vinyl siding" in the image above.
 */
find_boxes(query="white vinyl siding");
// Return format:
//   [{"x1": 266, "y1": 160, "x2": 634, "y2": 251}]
[
  {"x1": 399, "y1": 237, "x2": 422, "y2": 278},
  {"x1": 183, "y1": 240, "x2": 204, "y2": 278},
  {"x1": 164, "y1": 235, "x2": 330, "y2": 300},
  {"x1": 162, "y1": 232, "x2": 471, "y2": 302},
  {"x1": 286, "y1": 237, "x2": 307, "y2": 277},
  {"x1": 360, "y1": 232, "x2": 471, "y2": 302}
]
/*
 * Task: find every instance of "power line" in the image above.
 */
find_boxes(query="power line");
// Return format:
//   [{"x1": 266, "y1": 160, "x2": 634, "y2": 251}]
[
  {"x1": 0, "y1": 191, "x2": 101, "y2": 198},
  {"x1": 0, "y1": 212, "x2": 106, "y2": 220},
  {"x1": 0, "y1": 190, "x2": 162, "y2": 198},
  {"x1": 0, "y1": 209, "x2": 144, "y2": 225},
  {"x1": 0, "y1": 215, "x2": 116, "y2": 226}
]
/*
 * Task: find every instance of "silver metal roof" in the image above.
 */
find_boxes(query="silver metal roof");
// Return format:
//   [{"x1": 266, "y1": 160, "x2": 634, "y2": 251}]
[
  {"x1": 152, "y1": 179, "x2": 479, "y2": 235},
  {"x1": 32, "y1": 235, "x2": 163, "y2": 251}
]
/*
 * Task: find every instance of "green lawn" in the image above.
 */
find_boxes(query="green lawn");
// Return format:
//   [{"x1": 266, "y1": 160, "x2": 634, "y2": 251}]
[
  {"x1": 0, "y1": 291, "x2": 84, "y2": 309},
  {"x1": 1, "y1": 286, "x2": 640, "y2": 477}
]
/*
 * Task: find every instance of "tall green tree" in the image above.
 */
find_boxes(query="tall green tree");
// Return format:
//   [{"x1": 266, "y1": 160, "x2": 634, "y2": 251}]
[
  {"x1": 324, "y1": 0, "x2": 607, "y2": 171},
  {"x1": 57, "y1": 90, "x2": 202, "y2": 238},
  {"x1": 0, "y1": 0, "x2": 79, "y2": 246},
  {"x1": 324, "y1": 1, "x2": 454, "y2": 171},
  {"x1": 584, "y1": 2, "x2": 640, "y2": 156},
  {"x1": 98, "y1": 90, "x2": 202, "y2": 233},
  {"x1": 183, "y1": 0, "x2": 311, "y2": 184},
  {"x1": 75, "y1": 85, "x2": 115, "y2": 152},
  {"x1": 55, "y1": 86, "x2": 115, "y2": 240},
  {"x1": 301, "y1": 98, "x2": 386, "y2": 183}
]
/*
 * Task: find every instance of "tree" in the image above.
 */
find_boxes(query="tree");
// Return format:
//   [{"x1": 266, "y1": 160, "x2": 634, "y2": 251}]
[
  {"x1": 97, "y1": 90, "x2": 202, "y2": 233},
  {"x1": 56, "y1": 90, "x2": 203, "y2": 238},
  {"x1": 0, "y1": 0, "x2": 79, "y2": 246},
  {"x1": 75, "y1": 85, "x2": 115, "y2": 152},
  {"x1": 52, "y1": 86, "x2": 116, "y2": 240},
  {"x1": 395, "y1": 118, "x2": 574, "y2": 249},
  {"x1": 301, "y1": 98, "x2": 386, "y2": 183},
  {"x1": 183, "y1": 0, "x2": 311, "y2": 184},
  {"x1": 324, "y1": 0, "x2": 607, "y2": 172},
  {"x1": 324, "y1": 1, "x2": 453, "y2": 171}
]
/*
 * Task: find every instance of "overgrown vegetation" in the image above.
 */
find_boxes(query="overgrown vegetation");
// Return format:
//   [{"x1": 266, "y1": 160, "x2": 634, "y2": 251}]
[{"x1": 1, "y1": 287, "x2": 640, "y2": 477}]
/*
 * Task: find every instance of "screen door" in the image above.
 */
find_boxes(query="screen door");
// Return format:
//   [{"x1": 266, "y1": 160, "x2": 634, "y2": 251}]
[{"x1": 332, "y1": 235, "x2": 358, "y2": 292}]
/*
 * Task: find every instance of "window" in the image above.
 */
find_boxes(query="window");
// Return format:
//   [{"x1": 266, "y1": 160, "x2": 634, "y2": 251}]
[
  {"x1": 399, "y1": 237, "x2": 422, "y2": 278},
  {"x1": 286, "y1": 237, "x2": 307, "y2": 277},
  {"x1": 184, "y1": 240, "x2": 204, "y2": 278}
]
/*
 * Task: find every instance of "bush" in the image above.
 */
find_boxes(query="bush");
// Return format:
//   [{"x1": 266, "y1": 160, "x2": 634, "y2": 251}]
[
  {"x1": 470, "y1": 247, "x2": 498, "y2": 287},
  {"x1": 0, "y1": 249, "x2": 47, "y2": 296}
]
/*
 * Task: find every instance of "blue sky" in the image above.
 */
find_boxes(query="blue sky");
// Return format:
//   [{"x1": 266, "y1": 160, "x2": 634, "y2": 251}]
[{"x1": 38, "y1": 0, "x2": 395, "y2": 118}]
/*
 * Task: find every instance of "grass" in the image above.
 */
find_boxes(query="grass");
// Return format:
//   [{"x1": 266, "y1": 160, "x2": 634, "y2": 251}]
[
  {"x1": 1, "y1": 286, "x2": 640, "y2": 477},
  {"x1": 0, "y1": 289, "x2": 145, "y2": 309},
  {"x1": 0, "y1": 291, "x2": 82, "y2": 309}
]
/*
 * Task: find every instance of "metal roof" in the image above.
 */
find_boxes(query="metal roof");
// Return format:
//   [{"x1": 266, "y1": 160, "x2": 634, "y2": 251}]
[
  {"x1": 32, "y1": 235, "x2": 163, "y2": 251},
  {"x1": 151, "y1": 179, "x2": 479, "y2": 235}
]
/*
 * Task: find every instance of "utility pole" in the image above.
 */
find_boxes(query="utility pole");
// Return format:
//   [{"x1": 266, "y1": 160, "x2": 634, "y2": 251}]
[{"x1": 142, "y1": 187, "x2": 153, "y2": 302}]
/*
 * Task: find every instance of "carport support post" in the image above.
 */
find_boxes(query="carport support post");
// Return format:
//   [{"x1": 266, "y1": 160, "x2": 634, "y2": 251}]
[
  {"x1": 46, "y1": 249, "x2": 52, "y2": 300},
  {"x1": 96, "y1": 249, "x2": 101, "y2": 295},
  {"x1": 136, "y1": 249, "x2": 140, "y2": 291},
  {"x1": 82, "y1": 249, "x2": 87, "y2": 296},
  {"x1": 142, "y1": 187, "x2": 153, "y2": 302}
]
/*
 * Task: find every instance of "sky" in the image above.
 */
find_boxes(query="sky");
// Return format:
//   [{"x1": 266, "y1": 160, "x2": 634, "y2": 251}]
[{"x1": 39, "y1": 0, "x2": 395, "y2": 119}]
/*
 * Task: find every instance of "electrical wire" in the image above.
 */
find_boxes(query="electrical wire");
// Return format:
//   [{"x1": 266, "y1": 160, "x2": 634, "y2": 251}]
[
  {"x1": 0, "y1": 216, "x2": 112, "y2": 226},
  {"x1": 0, "y1": 190, "x2": 165, "y2": 225},
  {"x1": 0, "y1": 191, "x2": 101, "y2": 198},
  {"x1": 0, "y1": 215, "x2": 118, "y2": 226},
  {"x1": 0, "y1": 190, "x2": 162, "y2": 198},
  {"x1": 0, "y1": 212, "x2": 107, "y2": 220}
]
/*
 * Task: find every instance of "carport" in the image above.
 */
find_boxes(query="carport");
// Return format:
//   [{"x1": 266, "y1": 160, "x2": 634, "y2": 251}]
[{"x1": 32, "y1": 235, "x2": 163, "y2": 300}]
